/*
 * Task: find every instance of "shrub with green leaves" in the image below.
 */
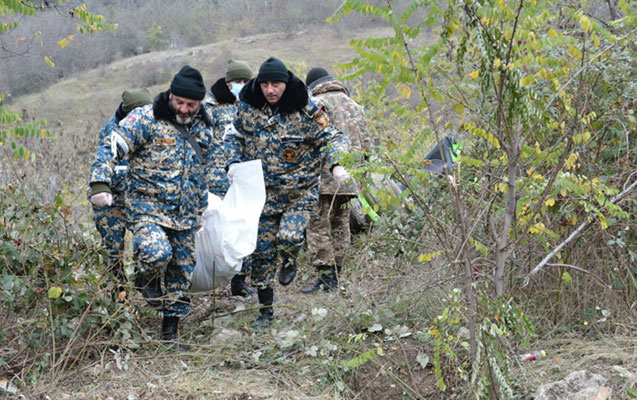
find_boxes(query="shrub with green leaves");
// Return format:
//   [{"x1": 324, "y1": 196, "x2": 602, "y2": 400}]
[
  {"x1": 0, "y1": 184, "x2": 143, "y2": 381},
  {"x1": 330, "y1": 0, "x2": 636, "y2": 397}
]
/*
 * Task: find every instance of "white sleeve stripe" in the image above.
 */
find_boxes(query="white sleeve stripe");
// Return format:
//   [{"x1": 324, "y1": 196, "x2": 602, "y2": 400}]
[{"x1": 111, "y1": 132, "x2": 130, "y2": 158}]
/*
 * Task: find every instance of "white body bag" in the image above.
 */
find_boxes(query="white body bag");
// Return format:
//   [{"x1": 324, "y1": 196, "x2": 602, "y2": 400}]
[{"x1": 190, "y1": 160, "x2": 266, "y2": 292}]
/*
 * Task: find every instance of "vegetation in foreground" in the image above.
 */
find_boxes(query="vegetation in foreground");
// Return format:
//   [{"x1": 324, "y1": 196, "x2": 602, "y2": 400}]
[{"x1": 2, "y1": 0, "x2": 637, "y2": 398}]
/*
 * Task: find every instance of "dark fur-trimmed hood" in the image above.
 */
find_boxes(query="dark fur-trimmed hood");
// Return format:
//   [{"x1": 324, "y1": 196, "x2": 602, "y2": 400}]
[
  {"x1": 238, "y1": 70, "x2": 308, "y2": 114},
  {"x1": 153, "y1": 90, "x2": 213, "y2": 127},
  {"x1": 210, "y1": 78, "x2": 237, "y2": 105}
]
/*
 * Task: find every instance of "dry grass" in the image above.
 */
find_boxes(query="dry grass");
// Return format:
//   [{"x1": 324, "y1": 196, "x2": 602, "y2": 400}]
[{"x1": 514, "y1": 335, "x2": 637, "y2": 398}]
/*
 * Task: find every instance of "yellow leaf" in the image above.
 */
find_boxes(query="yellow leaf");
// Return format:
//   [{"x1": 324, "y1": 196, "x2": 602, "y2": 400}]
[
  {"x1": 528, "y1": 222, "x2": 545, "y2": 234},
  {"x1": 470, "y1": 70, "x2": 479, "y2": 79},
  {"x1": 44, "y1": 55, "x2": 55, "y2": 68},
  {"x1": 453, "y1": 103, "x2": 465, "y2": 114},
  {"x1": 418, "y1": 251, "x2": 441, "y2": 262},
  {"x1": 545, "y1": 198, "x2": 555, "y2": 207},
  {"x1": 494, "y1": 58, "x2": 501, "y2": 68},
  {"x1": 377, "y1": 63, "x2": 383, "y2": 74},
  {"x1": 57, "y1": 38, "x2": 68, "y2": 49},
  {"x1": 48, "y1": 286, "x2": 62, "y2": 299},
  {"x1": 579, "y1": 15, "x2": 592, "y2": 33}
]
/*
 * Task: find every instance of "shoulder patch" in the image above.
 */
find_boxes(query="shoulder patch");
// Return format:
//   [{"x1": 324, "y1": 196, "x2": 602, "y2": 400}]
[
  {"x1": 120, "y1": 114, "x2": 138, "y2": 127},
  {"x1": 315, "y1": 111, "x2": 329, "y2": 129}
]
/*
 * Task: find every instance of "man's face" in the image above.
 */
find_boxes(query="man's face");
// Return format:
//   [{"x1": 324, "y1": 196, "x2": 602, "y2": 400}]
[
  {"x1": 260, "y1": 81, "x2": 286, "y2": 106},
  {"x1": 169, "y1": 94, "x2": 201, "y2": 124}
]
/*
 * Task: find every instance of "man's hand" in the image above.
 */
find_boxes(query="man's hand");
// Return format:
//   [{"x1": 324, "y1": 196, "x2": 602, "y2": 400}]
[
  {"x1": 90, "y1": 192, "x2": 113, "y2": 207},
  {"x1": 195, "y1": 215, "x2": 203, "y2": 231},
  {"x1": 332, "y1": 165, "x2": 352, "y2": 184}
]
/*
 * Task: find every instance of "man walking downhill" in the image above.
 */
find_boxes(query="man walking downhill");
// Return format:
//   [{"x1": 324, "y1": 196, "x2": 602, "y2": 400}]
[
  {"x1": 302, "y1": 67, "x2": 370, "y2": 293},
  {"x1": 89, "y1": 65, "x2": 213, "y2": 349},
  {"x1": 225, "y1": 57, "x2": 351, "y2": 327},
  {"x1": 89, "y1": 88, "x2": 152, "y2": 300},
  {"x1": 202, "y1": 59, "x2": 256, "y2": 298}
]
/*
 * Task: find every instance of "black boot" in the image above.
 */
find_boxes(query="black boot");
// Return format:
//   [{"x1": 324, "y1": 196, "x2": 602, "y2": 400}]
[
  {"x1": 134, "y1": 272, "x2": 163, "y2": 308},
  {"x1": 278, "y1": 247, "x2": 299, "y2": 286},
  {"x1": 162, "y1": 316, "x2": 189, "y2": 351},
  {"x1": 230, "y1": 274, "x2": 257, "y2": 297},
  {"x1": 301, "y1": 266, "x2": 337, "y2": 294},
  {"x1": 254, "y1": 287, "x2": 274, "y2": 328},
  {"x1": 162, "y1": 316, "x2": 179, "y2": 341}
]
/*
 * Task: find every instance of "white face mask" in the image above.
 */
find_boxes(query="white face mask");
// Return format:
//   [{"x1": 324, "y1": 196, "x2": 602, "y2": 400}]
[{"x1": 230, "y1": 82, "x2": 244, "y2": 98}]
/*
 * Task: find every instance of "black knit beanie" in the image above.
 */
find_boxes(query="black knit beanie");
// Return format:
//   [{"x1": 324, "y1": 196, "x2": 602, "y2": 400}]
[
  {"x1": 257, "y1": 57, "x2": 289, "y2": 83},
  {"x1": 170, "y1": 65, "x2": 206, "y2": 100},
  {"x1": 305, "y1": 67, "x2": 330, "y2": 87}
]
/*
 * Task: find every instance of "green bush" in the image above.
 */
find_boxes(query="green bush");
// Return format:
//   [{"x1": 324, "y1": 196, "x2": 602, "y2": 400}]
[{"x1": 0, "y1": 185, "x2": 144, "y2": 381}]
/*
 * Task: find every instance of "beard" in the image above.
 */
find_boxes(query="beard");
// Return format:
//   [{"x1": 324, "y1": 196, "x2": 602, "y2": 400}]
[
  {"x1": 175, "y1": 114, "x2": 193, "y2": 124},
  {"x1": 169, "y1": 100, "x2": 197, "y2": 125}
]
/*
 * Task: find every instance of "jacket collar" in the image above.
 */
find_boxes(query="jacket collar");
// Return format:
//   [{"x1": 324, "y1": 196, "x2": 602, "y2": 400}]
[{"x1": 210, "y1": 77, "x2": 237, "y2": 105}]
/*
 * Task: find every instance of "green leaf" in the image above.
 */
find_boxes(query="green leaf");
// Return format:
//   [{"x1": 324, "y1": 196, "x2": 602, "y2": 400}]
[
  {"x1": 47, "y1": 286, "x2": 62, "y2": 299},
  {"x1": 561, "y1": 271, "x2": 572, "y2": 284}
]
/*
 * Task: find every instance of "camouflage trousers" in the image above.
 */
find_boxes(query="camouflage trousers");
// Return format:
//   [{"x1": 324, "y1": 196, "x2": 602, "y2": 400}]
[
  {"x1": 244, "y1": 206, "x2": 311, "y2": 289},
  {"x1": 306, "y1": 194, "x2": 352, "y2": 267},
  {"x1": 92, "y1": 193, "x2": 127, "y2": 284},
  {"x1": 132, "y1": 222, "x2": 195, "y2": 317}
]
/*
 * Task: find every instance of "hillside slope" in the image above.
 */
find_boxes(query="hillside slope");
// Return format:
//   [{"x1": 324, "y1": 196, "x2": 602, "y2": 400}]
[{"x1": 13, "y1": 26, "x2": 392, "y2": 132}]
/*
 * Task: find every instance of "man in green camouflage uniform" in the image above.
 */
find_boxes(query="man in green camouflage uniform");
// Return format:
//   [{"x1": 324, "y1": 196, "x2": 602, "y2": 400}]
[
  {"x1": 89, "y1": 88, "x2": 152, "y2": 299},
  {"x1": 89, "y1": 65, "x2": 213, "y2": 347},
  {"x1": 225, "y1": 57, "x2": 351, "y2": 327},
  {"x1": 202, "y1": 59, "x2": 256, "y2": 298},
  {"x1": 302, "y1": 67, "x2": 371, "y2": 293}
]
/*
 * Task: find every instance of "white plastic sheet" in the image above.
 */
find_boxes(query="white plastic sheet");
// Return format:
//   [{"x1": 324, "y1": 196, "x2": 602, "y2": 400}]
[{"x1": 190, "y1": 160, "x2": 266, "y2": 292}]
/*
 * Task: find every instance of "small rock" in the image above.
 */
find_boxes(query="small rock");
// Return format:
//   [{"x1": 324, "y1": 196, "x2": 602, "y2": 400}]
[
  {"x1": 214, "y1": 328, "x2": 242, "y2": 342},
  {"x1": 534, "y1": 370, "x2": 611, "y2": 400}
]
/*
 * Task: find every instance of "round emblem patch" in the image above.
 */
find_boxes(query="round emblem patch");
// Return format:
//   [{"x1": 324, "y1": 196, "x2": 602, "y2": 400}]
[
  {"x1": 281, "y1": 148, "x2": 298, "y2": 162},
  {"x1": 315, "y1": 113, "x2": 328, "y2": 129}
]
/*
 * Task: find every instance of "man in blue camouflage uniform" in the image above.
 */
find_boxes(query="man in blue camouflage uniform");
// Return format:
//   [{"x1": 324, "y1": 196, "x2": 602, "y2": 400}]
[
  {"x1": 89, "y1": 66, "x2": 213, "y2": 347},
  {"x1": 89, "y1": 88, "x2": 152, "y2": 300},
  {"x1": 225, "y1": 57, "x2": 351, "y2": 327},
  {"x1": 203, "y1": 59, "x2": 256, "y2": 298}
]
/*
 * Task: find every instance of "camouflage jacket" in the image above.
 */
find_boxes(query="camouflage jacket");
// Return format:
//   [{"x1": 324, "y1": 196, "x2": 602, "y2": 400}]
[
  {"x1": 202, "y1": 78, "x2": 238, "y2": 197},
  {"x1": 310, "y1": 78, "x2": 370, "y2": 195},
  {"x1": 225, "y1": 71, "x2": 350, "y2": 216},
  {"x1": 89, "y1": 105, "x2": 131, "y2": 196},
  {"x1": 90, "y1": 91, "x2": 214, "y2": 231}
]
